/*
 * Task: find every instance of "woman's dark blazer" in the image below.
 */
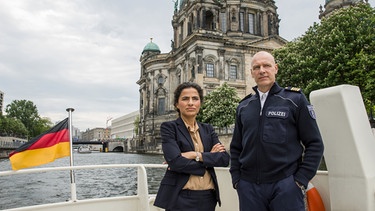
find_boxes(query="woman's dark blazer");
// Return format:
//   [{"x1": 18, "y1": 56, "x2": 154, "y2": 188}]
[{"x1": 153, "y1": 117, "x2": 230, "y2": 209}]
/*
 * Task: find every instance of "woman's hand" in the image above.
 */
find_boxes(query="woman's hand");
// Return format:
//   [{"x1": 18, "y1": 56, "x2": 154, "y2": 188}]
[{"x1": 210, "y1": 143, "x2": 226, "y2": 153}]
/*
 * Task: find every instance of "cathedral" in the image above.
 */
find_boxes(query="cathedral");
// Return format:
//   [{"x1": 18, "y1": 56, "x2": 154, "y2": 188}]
[
  {"x1": 135, "y1": 0, "x2": 286, "y2": 152},
  {"x1": 134, "y1": 0, "x2": 362, "y2": 153}
]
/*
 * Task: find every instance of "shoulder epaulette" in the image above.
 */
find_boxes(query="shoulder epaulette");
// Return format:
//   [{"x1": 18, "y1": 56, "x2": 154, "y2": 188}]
[
  {"x1": 239, "y1": 93, "x2": 253, "y2": 103},
  {"x1": 285, "y1": 86, "x2": 302, "y2": 92}
]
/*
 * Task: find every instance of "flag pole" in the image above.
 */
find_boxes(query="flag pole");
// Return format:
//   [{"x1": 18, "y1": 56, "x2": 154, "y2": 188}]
[{"x1": 66, "y1": 108, "x2": 77, "y2": 202}]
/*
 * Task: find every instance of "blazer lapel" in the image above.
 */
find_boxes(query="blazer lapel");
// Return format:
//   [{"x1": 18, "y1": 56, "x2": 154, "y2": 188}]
[
  {"x1": 176, "y1": 118, "x2": 195, "y2": 150},
  {"x1": 198, "y1": 122, "x2": 210, "y2": 152}
]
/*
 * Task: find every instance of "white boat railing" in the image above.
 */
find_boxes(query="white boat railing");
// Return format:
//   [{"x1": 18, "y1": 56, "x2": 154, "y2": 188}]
[
  {"x1": 0, "y1": 164, "x2": 168, "y2": 211},
  {"x1": 0, "y1": 164, "x2": 241, "y2": 211},
  {"x1": 5, "y1": 84, "x2": 375, "y2": 211}
]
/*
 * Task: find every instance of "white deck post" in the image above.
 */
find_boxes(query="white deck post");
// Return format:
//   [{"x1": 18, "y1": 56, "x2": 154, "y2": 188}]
[
  {"x1": 137, "y1": 165, "x2": 150, "y2": 211},
  {"x1": 310, "y1": 85, "x2": 375, "y2": 211}
]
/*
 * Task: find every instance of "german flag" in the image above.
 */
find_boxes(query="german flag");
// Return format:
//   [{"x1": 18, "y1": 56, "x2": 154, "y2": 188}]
[{"x1": 9, "y1": 118, "x2": 70, "y2": 170}]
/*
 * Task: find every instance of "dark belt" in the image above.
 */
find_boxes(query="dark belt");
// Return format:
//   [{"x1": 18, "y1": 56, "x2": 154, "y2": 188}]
[{"x1": 180, "y1": 189, "x2": 215, "y2": 196}]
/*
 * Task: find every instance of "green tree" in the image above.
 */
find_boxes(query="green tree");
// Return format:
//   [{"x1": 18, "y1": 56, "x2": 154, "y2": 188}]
[
  {"x1": 273, "y1": 3, "x2": 375, "y2": 115},
  {"x1": 6, "y1": 100, "x2": 39, "y2": 136},
  {"x1": 33, "y1": 117, "x2": 53, "y2": 136},
  {"x1": 198, "y1": 83, "x2": 241, "y2": 128},
  {"x1": 0, "y1": 116, "x2": 28, "y2": 138},
  {"x1": 5, "y1": 99, "x2": 52, "y2": 138}
]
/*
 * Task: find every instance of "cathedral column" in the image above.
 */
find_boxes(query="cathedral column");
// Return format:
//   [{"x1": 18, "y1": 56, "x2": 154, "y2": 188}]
[
  {"x1": 262, "y1": 11, "x2": 268, "y2": 36},
  {"x1": 172, "y1": 20, "x2": 179, "y2": 48},
  {"x1": 218, "y1": 49, "x2": 226, "y2": 80}
]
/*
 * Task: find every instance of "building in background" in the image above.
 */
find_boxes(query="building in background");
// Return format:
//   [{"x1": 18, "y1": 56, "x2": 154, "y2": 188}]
[
  {"x1": 111, "y1": 110, "x2": 139, "y2": 140},
  {"x1": 137, "y1": 0, "x2": 287, "y2": 152},
  {"x1": 72, "y1": 126, "x2": 82, "y2": 142},
  {"x1": 81, "y1": 127, "x2": 111, "y2": 142}
]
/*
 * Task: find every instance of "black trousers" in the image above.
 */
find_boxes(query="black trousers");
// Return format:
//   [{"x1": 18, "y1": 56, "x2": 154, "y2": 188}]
[
  {"x1": 166, "y1": 189, "x2": 217, "y2": 211},
  {"x1": 236, "y1": 175, "x2": 305, "y2": 211}
]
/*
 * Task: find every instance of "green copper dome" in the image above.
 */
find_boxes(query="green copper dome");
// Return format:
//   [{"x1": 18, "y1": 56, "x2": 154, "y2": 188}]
[
  {"x1": 142, "y1": 38, "x2": 161, "y2": 54},
  {"x1": 180, "y1": 0, "x2": 186, "y2": 9}
]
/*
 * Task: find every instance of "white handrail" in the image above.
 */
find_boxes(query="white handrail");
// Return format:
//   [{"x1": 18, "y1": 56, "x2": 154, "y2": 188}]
[
  {"x1": 1, "y1": 164, "x2": 168, "y2": 211},
  {"x1": 0, "y1": 163, "x2": 167, "y2": 176}
]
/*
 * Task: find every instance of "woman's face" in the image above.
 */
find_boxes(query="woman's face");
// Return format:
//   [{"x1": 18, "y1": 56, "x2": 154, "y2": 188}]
[{"x1": 175, "y1": 87, "x2": 201, "y2": 119}]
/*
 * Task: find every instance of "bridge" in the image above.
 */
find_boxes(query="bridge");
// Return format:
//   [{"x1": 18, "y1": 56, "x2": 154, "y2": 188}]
[
  {"x1": 0, "y1": 137, "x2": 27, "y2": 158},
  {"x1": 0, "y1": 137, "x2": 126, "y2": 158},
  {"x1": 73, "y1": 141, "x2": 125, "y2": 152}
]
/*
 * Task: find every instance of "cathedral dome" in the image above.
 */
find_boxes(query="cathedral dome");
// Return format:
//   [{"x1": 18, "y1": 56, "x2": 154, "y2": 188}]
[
  {"x1": 142, "y1": 38, "x2": 161, "y2": 54},
  {"x1": 179, "y1": 0, "x2": 187, "y2": 9}
]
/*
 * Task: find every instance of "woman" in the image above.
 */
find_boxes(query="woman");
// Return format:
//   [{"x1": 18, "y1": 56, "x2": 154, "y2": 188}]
[{"x1": 154, "y1": 82, "x2": 230, "y2": 211}]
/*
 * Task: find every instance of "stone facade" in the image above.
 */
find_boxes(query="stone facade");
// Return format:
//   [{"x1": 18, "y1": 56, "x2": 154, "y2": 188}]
[
  {"x1": 81, "y1": 127, "x2": 111, "y2": 142},
  {"x1": 136, "y1": 0, "x2": 287, "y2": 152},
  {"x1": 319, "y1": 0, "x2": 366, "y2": 19}
]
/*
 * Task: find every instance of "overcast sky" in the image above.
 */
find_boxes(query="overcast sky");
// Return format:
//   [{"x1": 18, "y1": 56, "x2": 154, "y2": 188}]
[{"x1": 1, "y1": 0, "x2": 374, "y2": 131}]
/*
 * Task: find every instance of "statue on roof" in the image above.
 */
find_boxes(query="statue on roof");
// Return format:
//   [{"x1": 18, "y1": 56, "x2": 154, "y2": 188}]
[{"x1": 173, "y1": 0, "x2": 178, "y2": 13}]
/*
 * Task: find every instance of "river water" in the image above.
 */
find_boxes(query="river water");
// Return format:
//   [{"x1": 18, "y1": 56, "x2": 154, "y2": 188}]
[{"x1": 0, "y1": 152, "x2": 165, "y2": 210}]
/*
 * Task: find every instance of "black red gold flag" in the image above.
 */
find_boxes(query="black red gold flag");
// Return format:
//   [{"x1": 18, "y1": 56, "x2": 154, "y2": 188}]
[{"x1": 9, "y1": 118, "x2": 70, "y2": 170}]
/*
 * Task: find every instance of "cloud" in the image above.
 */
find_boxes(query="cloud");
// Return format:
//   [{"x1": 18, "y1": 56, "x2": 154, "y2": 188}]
[
  {"x1": 1, "y1": 0, "x2": 374, "y2": 130},
  {"x1": 0, "y1": 0, "x2": 173, "y2": 130}
]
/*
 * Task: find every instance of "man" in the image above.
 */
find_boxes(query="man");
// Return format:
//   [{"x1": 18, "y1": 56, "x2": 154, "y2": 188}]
[{"x1": 230, "y1": 51, "x2": 324, "y2": 211}]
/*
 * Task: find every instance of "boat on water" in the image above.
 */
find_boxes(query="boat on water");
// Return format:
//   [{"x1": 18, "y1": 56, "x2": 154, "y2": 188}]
[
  {"x1": 77, "y1": 145, "x2": 91, "y2": 154},
  {"x1": 0, "y1": 85, "x2": 374, "y2": 211}
]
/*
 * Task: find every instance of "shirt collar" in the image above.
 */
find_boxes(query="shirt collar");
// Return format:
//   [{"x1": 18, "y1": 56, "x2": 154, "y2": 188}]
[
  {"x1": 257, "y1": 89, "x2": 269, "y2": 97},
  {"x1": 181, "y1": 118, "x2": 199, "y2": 132}
]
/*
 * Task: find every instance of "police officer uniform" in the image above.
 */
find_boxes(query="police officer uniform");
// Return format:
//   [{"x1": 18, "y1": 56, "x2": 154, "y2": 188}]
[{"x1": 230, "y1": 82, "x2": 324, "y2": 211}]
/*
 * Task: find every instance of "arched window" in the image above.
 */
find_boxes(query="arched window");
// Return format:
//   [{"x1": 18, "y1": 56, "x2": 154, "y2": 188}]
[
  {"x1": 156, "y1": 88, "x2": 167, "y2": 115},
  {"x1": 240, "y1": 12, "x2": 244, "y2": 32},
  {"x1": 248, "y1": 13, "x2": 255, "y2": 34},
  {"x1": 229, "y1": 65, "x2": 237, "y2": 79},
  {"x1": 220, "y1": 12, "x2": 227, "y2": 33},
  {"x1": 158, "y1": 98, "x2": 165, "y2": 115},
  {"x1": 204, "y1": 10, "x2": 214, "y2": 30},
  {"x1": 188, "y1": 14, "x2": 193, "y2": 35},
  {"x1": 204, "y1": 55, "x2": 217, "y2": 78},
  {"x1": 206, "y1": 63, "x2": 214, "y2": 78},
  {"x1": 228, "y1": 58, "x2": 241, "y2": 80}
]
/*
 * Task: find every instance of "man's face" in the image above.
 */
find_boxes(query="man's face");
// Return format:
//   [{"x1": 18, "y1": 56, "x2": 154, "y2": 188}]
[{"x1": 251, "y1": 52, "x2": 278, "y2": 93}]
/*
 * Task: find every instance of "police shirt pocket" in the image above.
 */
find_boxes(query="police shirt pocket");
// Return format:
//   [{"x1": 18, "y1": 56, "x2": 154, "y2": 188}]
[{"x1": 263, "y1": 107, "x2": 288, "y2": 144}]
